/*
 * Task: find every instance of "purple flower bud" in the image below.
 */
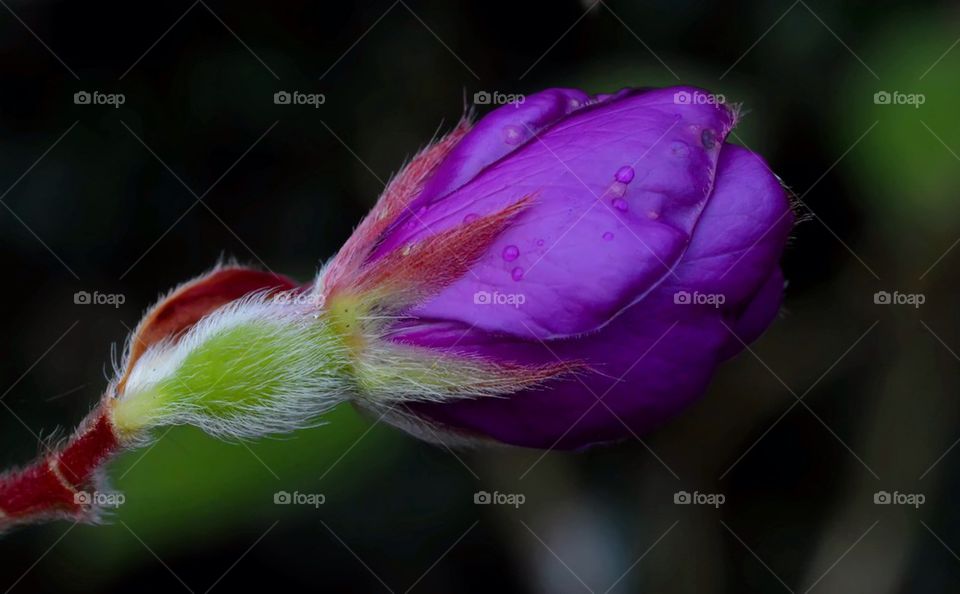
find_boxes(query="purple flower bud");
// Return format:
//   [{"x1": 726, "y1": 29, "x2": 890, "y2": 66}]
[{"x1": 328, "y1": 87, "x2": 793, "y2": 450}]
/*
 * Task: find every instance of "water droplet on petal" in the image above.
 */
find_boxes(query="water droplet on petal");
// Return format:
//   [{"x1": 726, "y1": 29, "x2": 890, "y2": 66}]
[
  {"x1": 511, "y1": 267, "x2": 524, "y2": 281},
  {"x1": 502, "y1": 245, "x2": 520, "y2": 262},
  {"x1": 615, "y1": 165, "x2": 635, "y2": 183},
  {"x1": 612, "y1": 198, "x2": 628, "y2": 212},
  {"x1": 647, "y1": 210, "x2": 660, "y2": 220},
  {"x1": 602, "y1": 231, "x2": 614, "y2": 241},
  {"x1": 536, "y1": 239, "x2": 545, "y2": 247},
  {"x1": 670, "y1": 141, "x2": 690, "y2": 158},
  {"x1": 417, "y1": 205, "x2": 428, "y2": 215},
  {"x1": 463, "y1": 213, "x2": 479, "y2": 224},
  {"x1": 502, "y1": 125, "x2": 523, "y2": 145},
  {"x1": 608, "y1": 181, "x2": 628, "y2": 198},
  {"x1": 700, "y1": 128, "x2": 717, "y2": 149}
]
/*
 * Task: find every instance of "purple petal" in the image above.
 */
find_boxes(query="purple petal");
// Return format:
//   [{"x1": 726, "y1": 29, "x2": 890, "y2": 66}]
[
  {"x1": 399, "y1": 140, "x2": 792, "y2": 449},
  {"x1": 379, "y1": 87, "x2": 737, "y2": 339},
  {"x1": 718, "y1": 268, "x2": 785, "y2": 360},
  {"x1": 412, "y1": 88, "x2": 593, "y2": 207},
  {"x1": 661, "y1": 144, "x2": 792, "y2": 304},
  {"x1": 401, "y1": 290, "x2": 729, "y2": 449}
]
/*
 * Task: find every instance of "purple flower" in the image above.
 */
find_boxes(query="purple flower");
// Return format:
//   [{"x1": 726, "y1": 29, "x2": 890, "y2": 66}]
[
  {"x1": 325, "y1": 87, "x2": 793, "y2": 450},
  {"x1": 0, "y1": 87, "x2": 795, "y2": 531}
]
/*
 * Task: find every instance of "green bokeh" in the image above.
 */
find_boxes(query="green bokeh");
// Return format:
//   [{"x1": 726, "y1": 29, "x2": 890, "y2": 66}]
[
  {"x1": 56, "y1": 404, "x2": 401, "y2": 587},
  {"x1": 840, "y1": 16, "x2": 960, "y2": 231}
]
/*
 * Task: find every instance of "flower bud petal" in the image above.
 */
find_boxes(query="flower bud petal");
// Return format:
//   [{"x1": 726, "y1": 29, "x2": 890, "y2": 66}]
[{"x1": 373, "y1": 87, "x2": 736, "y2": 338}]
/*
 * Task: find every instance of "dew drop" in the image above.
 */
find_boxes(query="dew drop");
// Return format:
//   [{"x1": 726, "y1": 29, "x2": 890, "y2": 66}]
[
  {"x1": 502, "y1": 245, "x2": 520, "y2": 262},
  {"x1": 612, "y1": 198, "x2": 629, "y2": 212},
  {"x1": 614, "y1": 165, "x2": 635, "y2": 184},
  {"x1": 700, "y1": 128, "x2": 717, "y2": 149},
  {"x1": 511, "y1": 266, "x2": 525, "y2": 281},
  {"x1": 536, "y1": 239, "x2": 545, "y2": 247},
  {"x1": 502, "y1": 125, "x2": 523, "y2": 145},
  {"x1": 602, "y1": 231, "x2": 615, "y2": 241},
  {"x1": 463, "y1": 213, "x2": 479, "y2": 224},
  {"x1": 671, "y1": 141, "x2": 690, "y2": 158},
  {"x1": 647, "y1": 210, "x2": 660, "y2": 220}
]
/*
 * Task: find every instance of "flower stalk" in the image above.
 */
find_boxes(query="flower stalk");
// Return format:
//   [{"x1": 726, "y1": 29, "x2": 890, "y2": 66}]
[{"x1": 0, "y1": 408, "x2": 120, "y2": 530}]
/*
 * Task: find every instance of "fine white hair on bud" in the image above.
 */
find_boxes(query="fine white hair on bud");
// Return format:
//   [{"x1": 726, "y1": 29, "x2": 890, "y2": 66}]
[
  {"x1": 355, "y1": 340, "x2": 556, "y2": 404},
  {"x1": 110, "y1": 294, "x2": 354, "y2": 441},
  {"x1": 107, "y1": 272, "x2": 576, "y2": 447}
]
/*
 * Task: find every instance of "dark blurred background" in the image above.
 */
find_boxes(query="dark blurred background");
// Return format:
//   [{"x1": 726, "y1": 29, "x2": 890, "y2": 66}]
[{"x1": 0, "y1": 0, "x2": 958, "y2": 592}]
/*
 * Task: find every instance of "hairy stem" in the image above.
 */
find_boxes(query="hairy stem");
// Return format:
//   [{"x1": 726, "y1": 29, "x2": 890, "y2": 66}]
[{"x1": 0, "y1": 407, "x2": 121, "y2": 531}]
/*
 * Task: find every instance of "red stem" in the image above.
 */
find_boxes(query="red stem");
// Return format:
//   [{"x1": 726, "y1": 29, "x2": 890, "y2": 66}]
[{"x1": 0, "y1": 405, "x2": 121, "y2": 531}]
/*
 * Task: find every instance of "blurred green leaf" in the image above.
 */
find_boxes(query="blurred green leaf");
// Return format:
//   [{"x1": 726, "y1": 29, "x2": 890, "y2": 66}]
[
  {"x1": 840, "y1": 16, "x2": 960, "y2": 230},
  {"x1": 55, "y1": 403, "x2": 404, "y2": 586}
]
